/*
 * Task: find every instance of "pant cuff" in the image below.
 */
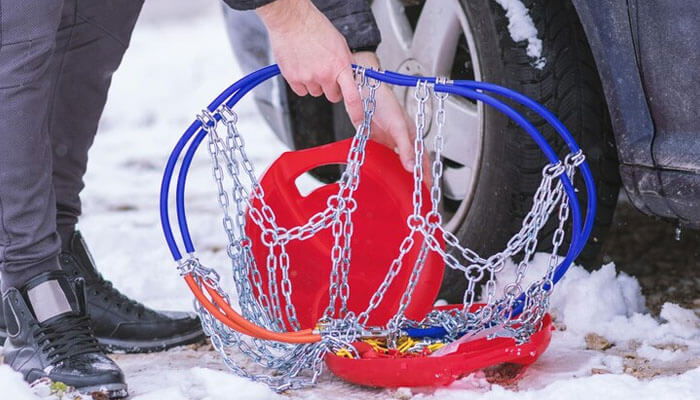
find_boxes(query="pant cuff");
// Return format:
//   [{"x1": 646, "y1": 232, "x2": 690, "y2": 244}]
[{"x1": 1, "y1": 256, "x2": 61, "y2": 292}]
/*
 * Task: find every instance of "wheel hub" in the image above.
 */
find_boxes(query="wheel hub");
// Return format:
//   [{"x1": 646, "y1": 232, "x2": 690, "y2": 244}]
[
  {"x1": 373, "y1": 0, "x2": 484, "y2": 233},
  {"x1": 398, "y1": 59, "x2": 434, "y2": 137}
]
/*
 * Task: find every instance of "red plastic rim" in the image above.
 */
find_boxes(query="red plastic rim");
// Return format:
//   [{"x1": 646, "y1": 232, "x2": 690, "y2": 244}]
[
  {"x1": 181, "y1": 140, "x2": 554, "y2": 385},
  {"x1": 325, "y1": 306, "x2": 553, "y2": 388}
]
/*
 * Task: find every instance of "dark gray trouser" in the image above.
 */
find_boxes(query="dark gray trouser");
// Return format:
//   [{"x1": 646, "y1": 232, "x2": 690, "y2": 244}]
[{"x1": 0, "y1": 0, "x2": 143, "y2": 290}]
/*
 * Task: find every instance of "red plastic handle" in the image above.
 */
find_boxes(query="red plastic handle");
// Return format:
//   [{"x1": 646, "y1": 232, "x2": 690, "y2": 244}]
[{"x1": 266, "y1": 139, "x2": 355, "y2": 199}]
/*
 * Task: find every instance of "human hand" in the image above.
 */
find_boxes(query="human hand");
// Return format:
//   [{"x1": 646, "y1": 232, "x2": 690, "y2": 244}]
[
  {"x1": 352, "y1": 52, "x2": 418, "y2": 172},
  {"x1": 258, "y1": 1, "x2": 420, "y2": 173},
  {"x1": 257, "y1": 0, "x2": 362, "y2": 127}
]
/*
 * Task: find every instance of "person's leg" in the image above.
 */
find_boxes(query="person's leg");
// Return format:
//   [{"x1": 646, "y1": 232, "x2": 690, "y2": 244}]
[
  {"x1": 42, "y1": 0, "x2": 204, "y2": 353},
  {"x1": 0, "y1": 2, "x2": 127, "y2": 396},
  {"x1": 48, "y1": 0, "x2": 144, "y2": 246},
  {"x1": 0, "y1": 0, "x2": 64, "y2": 290}
]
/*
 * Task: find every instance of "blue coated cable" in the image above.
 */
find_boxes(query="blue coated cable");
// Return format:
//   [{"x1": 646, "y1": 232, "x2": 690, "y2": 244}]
[
  {"x1": 402, "y1": 84, "x2": 583, "y2": 338},
  {"x1": 365, "y1": 68, "x2": 596, "y2": 264},
  {"x1": 159, "y1": 65, "x2": 596, "y2": 339},
  {"x1": 176, "y1": 67, "x2": 281, "y2": 254},
  {"x1": 160, "y1": 65, "x2": 280, "y2": 260},
  {"x1": 163, "y1": 65, "x2": 589, "y2": 307}
]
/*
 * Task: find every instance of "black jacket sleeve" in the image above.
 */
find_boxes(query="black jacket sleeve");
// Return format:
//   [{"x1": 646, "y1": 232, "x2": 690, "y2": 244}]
[
  {"x1": 222, "y1": 0, "x2": 381, "y2": 51},
  {"x1": 222, "y1": 0, "x2": 276, "y2": 9}
]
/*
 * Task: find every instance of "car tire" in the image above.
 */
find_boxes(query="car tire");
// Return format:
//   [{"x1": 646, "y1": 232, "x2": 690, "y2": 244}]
[
  {"x1": 286, "y1": 0, "x2": 620, "y2": 303},
  {"x1": 435, "y1": 0, "x2": 620, "y2": 301}
]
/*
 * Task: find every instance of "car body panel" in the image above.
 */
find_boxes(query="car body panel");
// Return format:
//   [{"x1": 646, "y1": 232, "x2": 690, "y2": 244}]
[
  {"x1": 223, "y1": 0, "x2": 700, "y2": 226},
  {"x1": 572, "y1": 0, "x2": 700, "y2": 226}
]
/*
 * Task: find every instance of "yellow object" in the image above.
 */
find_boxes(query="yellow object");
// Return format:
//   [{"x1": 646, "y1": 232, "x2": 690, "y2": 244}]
[
  {"x1": 335, "y1": 348, "x2": 355, "y2": 359},
  {"x1": 397, "y1": 338, "x2": 416, "y2": 353},
  {"x1": 363, "y1": 338, "x2": 387, "y2": 353},
  {"x1": 427, "y1": 342, "x2": 445, "y2": 352}
]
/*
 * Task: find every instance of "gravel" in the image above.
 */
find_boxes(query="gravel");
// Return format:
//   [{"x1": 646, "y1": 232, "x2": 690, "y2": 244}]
[{"x1": 599, "y1": 197, "x2": 700, "y2": 315}]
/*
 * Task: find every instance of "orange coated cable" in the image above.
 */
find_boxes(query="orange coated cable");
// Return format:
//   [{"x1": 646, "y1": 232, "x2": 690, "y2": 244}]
[
  {"x1": 200, "y1": 278, "x2": 319, "y2": 342},
  {"x1": 185, "y1": 275, "x2": 257, "y2": 336},
  {"x1": 185, "y1": 274, "x2": 321, "y2": 343},
  {"x1": 201, "y1": 277, "x2": 314, "y2": 337}
]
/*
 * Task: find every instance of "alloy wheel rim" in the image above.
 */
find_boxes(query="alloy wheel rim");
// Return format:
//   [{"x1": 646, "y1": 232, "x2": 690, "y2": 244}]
[{"x1": 373, "y1": 0, "x2": 484, "y2": 233}]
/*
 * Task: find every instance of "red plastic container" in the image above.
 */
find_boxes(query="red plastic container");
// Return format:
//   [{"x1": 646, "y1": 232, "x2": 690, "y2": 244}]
[
  {"x1": 325, "y1": 305, "x2": 553, "y2": 388},
  {"x1": 243, "y1": 140, "x2": 553, "y2": 388},
  {"x1": 245, "y1": 139, "x2": 444, "y2": 330}
]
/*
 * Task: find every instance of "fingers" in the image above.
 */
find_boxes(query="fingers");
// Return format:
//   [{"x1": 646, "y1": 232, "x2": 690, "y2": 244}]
[
  {"x1": 267, "y1": 11, "x2": 355, "y2": 104},
  {"x1": 391, "y1": 118, "x2": 416, "y2": 172},
  {"x1": 337, "y1": 67, "x2": 363, "y2": 126},
  {"x1": 288, "y1": 82, "x2": 308, "y2": 97},
  {"x1": 422, "y1": 151, "x2": 433, "y2": 187},
  {"x1": 375, "y1": 101, "x2": 417, "y2": 172},
  {"x1": 290, "y1": 64, "x2": 357, "y2": 116},
  {"x1": 322, "y1": 78, "x2": 343, "y2": 103},
  {"x1": 288, "y1": 78, "x2": 340, "y2": 101},
  {"x1": 284, "y1": 68, "x2": 345, "y2": 103},
  {"x1": 306, "y1": 82, "x2": 323, "y2": 97}
]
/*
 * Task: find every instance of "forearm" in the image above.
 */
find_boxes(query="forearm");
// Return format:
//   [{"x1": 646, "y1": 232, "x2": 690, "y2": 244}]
[
  {"x1": 223, "y1": 0, "x2": 381, "y2": 51},
  {"x1": 255, "y1": 0, "x2": 315, "y2": 33}
]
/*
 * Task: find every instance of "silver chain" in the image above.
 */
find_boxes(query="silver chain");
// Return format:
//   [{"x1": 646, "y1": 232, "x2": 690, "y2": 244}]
[{"x1": 182, "y1": 69, "x2": 585, "y2": 390}]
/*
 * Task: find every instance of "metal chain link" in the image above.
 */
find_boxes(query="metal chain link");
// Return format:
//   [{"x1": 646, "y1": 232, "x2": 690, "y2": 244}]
[{"x1": 182, "y1": 68, "x2": 585, "y2": 390}]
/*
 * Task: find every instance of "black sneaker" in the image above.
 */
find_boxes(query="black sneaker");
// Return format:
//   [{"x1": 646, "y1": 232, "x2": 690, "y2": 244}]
[
  {"x1": 1, "y1": 231, "x2": 205, "y2": 353},
  {"x1": 2, "y1": 271, "x2": 127, "y2": 398}
]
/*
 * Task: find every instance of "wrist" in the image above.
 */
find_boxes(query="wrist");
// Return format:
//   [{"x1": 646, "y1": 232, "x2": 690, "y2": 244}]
[
  {"x1": 257, "y1": 0, "x2": 314, "y2": 33},
  {"x1": 352, "y1": 51, "x2": 381, "y2": 69}
]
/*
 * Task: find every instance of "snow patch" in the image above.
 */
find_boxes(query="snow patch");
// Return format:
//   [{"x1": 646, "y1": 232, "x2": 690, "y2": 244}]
[
  {"x1": 489, "y1": 256, "x2": 646, "y2": 334},
  {"x1": 659, "y1": 303, "x2": 700, "y2": 338},
  {"x1": 492, "y1": 255, "x2": 699, "y2": 348},
  {"x1": 187, "y1": 368, "x2": 281, "y2": 400},
  {"x1": 547, "y1": 262, "x2": 647, "y2": 337},
  {"x1": 636, "y1": 343, "x2": 686, "y2": 362},
  {"x1": 424, "y1": 368, "x2": 700, "y2": 400},
  {"x1": 492, "y1": 0, "x2": 546, "y2": 69},
  {"x1": 132, "y1": 387, "x2": 188, "y2": 400},
  {"x1": 131, "y1": 368, "x2": 281, "y2": 400},
  {"x1": 0, "y1": 366, "x2": 38, "y2": 400},
  {"x1": 1, "y1": 2, "x2": 697, "y2": 399}
]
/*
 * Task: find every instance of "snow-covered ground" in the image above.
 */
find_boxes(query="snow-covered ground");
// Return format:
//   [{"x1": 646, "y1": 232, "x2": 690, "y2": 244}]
[{"x1": 1, "y1": 1, "x2": 699, "y2": 399}]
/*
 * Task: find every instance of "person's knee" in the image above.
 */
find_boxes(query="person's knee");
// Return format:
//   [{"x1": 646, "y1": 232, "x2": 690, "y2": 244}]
[
  {"x1": 0, "y1": 0, "x2": 63, "y2": 45},
  {"x1": 75, "y1": 0, "x2": 143, "y2": 48},
  {"x1": 0, "y1": 0, "x2": 63, "y2": 88}
]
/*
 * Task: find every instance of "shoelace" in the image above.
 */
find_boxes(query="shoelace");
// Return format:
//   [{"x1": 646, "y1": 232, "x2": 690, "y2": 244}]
[
  {"x1": 35, "y1": 314, "x2": 103, "y2": 365},
  {"x1": 63, "y1": 252, "x2": 150, "y2": 317},
  {"x1": 93, "y1": 277, "x2": 149, "y2": 317}
]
